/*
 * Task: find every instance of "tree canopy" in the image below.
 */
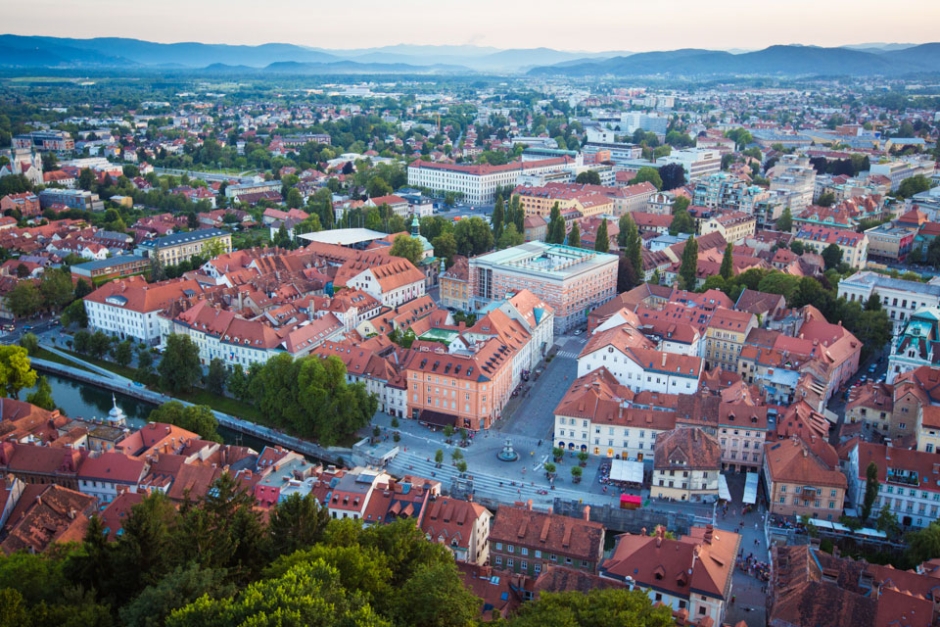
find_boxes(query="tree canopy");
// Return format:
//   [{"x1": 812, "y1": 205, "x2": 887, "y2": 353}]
[
  {"x1": 148, "y1": 401, "x2": 223, "y2": 443},
  {"x1": 158, "y1": 334, "x2": 202, "y2": 394},
  {"x1": 632, "y1": 166, "x2": 662, "y2": 191},
  {"x1": 389, "y1": 234, "x2": 424, "y2": 266}
]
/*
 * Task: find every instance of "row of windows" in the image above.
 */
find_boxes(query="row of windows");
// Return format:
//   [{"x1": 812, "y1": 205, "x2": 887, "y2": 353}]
[{"x1": 778, "y1": 496, "x2": 837, "y2": 508}]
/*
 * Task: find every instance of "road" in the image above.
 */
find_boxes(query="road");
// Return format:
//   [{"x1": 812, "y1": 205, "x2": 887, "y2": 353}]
[
  {"x1": 497, "y1": 336, "x2": 582, "y2": 439},
  {"x1": 154, "y1": 167, "x2": 258, "y2": 184},
  {"x1": 827, "y1": 342, "x2": 890, "y2": 446}
]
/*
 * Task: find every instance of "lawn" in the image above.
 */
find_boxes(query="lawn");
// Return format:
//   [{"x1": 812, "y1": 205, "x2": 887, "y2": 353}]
[
  {"x1": 32, "y1": 348, "x2": 97, "y2": 373},
  {"x1": 57, "y1": 348, "x2": 139, "y2": 380},
  {"x1": 176, "y1": 388, "x2": 265, "y2": 423}
]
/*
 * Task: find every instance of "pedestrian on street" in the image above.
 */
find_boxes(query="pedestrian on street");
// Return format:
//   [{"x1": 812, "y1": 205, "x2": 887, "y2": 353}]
[{"x1": 731, "y1": 595, "x2": 736, "y2": 605}]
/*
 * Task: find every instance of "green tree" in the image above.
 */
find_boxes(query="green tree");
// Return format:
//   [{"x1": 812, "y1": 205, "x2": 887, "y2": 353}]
[
  {"x1": 875, "y1": 503, "x2": 900, "y2": 539},
  {"x1": 367, "y1": 176, "x2": 393, "y2": 198},
  {"x1": 724, "y1": 128, "x2": 754, "y2": 150},
  {"x1": 434, "y1": 449, "x2": 444, "y2": 465},
  {"x1": 88, "y1": 330, "x2": 112, "y2": 360},
  {"x1": 678, "y1": 236, "x2": 699, "y2": 291},
  {"x1": 594, "y1": 218, "x2": 610, "y2": 252},
  {"x1": 897, "y1": 174, "x2": 932, "y2": 199},
  {"x1": 757, "y1": 272, "x2": 801, "y2": 303},
  {"x1": 865, "y1": 293, "x2": 883, "y2": 312},
  {"x1": 817, "y1": 191, "x2": 836, "y2": 207},
  {"x1": 265, "y1": 493, "x2": 331, "y2": 559},
  {"x1": 112, "y1": 340, "x2": 134, "y2": 368},
  {"x1": 148, "y1": 401, "x2": 222, "y2": 443},
  {"x1": 286, "y1": 187, "x2": 303, "y2": 209},
  {"x1": 205, "y1": 358, "x2": 228, "y2": 395},
  {"x1": 78, "y1": 168, "x2": 95, "y2": 191},
  {"x1": 669, "y1": 207, "x2": 695, "y2": 236},
  {"x1": 567, "y1": 221, "x2": 581, "y2": 248},
  {"x1": 491, "y1": 195, "x2": 505, "y2": 242},
  {"x1": 393, "y1": 561, "x2": 481, "y2": 627},
  {"x1": 39, "y1": 268, "x2": 76, "y2": 310},
  {"x1": 822, "y1": 243, "x2": 844, "y2": 270},
  {"x1": 136, "y1": 348, "x2": 154, "y2": 383},
  {"x1": 432, "y1": 232, "x2": 457, "y2": 266},
  {"x1": 508, "y1": 588, "x2": 673, "y2": 627},
  {"x1": 719, "y1": 242, "x2": 734, "y2": 280},
  {"x1": 633, "y1": 166, "x2": 663, "y2": 190},
  {"x1": 0, "y1": 588, "x2": 30, "y2": 627},
  {"x1": 119, "y1": 562, "x2": 235, "y2": 627},
  {"x1": 389, "y1": 234, "x2": 424, "y2": 266},
  {"x1": 454, "y1": 217, "x2": 494, "y2": 256},
  {"x1": 158, "y1": 334, "x2": 202, "y2": 393},
  {"x1": 776, "y1": 206, "x2": 793, "y2": 232},
  {"x1": 907, "y1": 519, "x2": 940, "y2": 565},
  {"x1": 498, "y1": 223, "x2": 524, "y2": 249},
  {"x1": 575, "y1": 170, "x2": 601, "y2": 185},
  {"x1": 861, "y1": 461, "x2": 879, "y2": 522},
  {"x1": 0, "y1": 345, "x2": 38, "y2": 399},
  {"x1": 114, "y1": 491, "x2": 180, "y2": 595},
  {"x1": 26, "y1": 375, "x2": 55, "y2": 410},
  {"x1": 571, "y1": 465, "x2": 583, "y2": 482},
  {"x1": 167, "y1": 560, "x2": 391, "y2": 627},
  {"x1": 547, "y1": 202, "x2": 566, "y2": 245},
  {"x1": 73, "y1": 330, "x2": 91, "y2": 354},
  {"x1": 6, "y1": 281, "x2": 42, "y2": 319},
  {"x1": 18, "y1": 332, "x2": 39, "y2": 356},
  {"x1": 658, "y1": 163, "x2": 686, "y2": 191},
  {"x1": 619, "y1": 215, "x2": 644, "y2": 290}
]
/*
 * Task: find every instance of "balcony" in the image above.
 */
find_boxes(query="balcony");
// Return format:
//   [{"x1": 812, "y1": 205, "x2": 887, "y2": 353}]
[{"x1": 886, "y1": 469, "x2": 919, "y2": 487}]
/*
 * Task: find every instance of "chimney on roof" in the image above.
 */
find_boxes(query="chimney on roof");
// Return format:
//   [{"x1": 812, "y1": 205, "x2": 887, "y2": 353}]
[
  {"x1": 527, "y1": 499, "x2": 533, "y2": 511},
  {"x1": 583, "y1": 505, "x2": 591, "y2": 522},
  {"x1": 703, "y1": 524, "x2": 714, "y2": 545}
]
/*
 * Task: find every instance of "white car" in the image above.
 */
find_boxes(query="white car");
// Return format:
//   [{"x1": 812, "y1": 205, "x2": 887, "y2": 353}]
[{"x1": 574, "y1": 329, "x2": 583, "y2": 336}]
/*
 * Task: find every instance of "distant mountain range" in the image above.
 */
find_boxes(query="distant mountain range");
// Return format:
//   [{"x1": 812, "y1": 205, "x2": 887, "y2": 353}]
[
  {"x1": 0, "y1": 35, "x2": 937, "y2": 77},
  {"x1": 528, "y1": 44, "x2": 940, "y2": 78}
]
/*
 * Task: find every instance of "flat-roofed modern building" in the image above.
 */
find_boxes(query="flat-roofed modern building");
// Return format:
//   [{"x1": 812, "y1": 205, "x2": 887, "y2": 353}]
[
  {"x1": 407, "y1": 157, "x2": 577, "y2": 205},
  {"x1": 70, "y1": 255, "x2": 150, "y2": 283},
  {"x1": 136, "y1": 228, "x2": 232, "y2": 267},
  {"x1": 468, "y1": 242, "x2": 618, "y2": 333}
]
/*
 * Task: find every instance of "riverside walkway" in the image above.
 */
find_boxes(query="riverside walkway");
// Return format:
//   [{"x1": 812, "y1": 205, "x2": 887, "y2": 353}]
[{"x1": 32, "y1": 344, "x2": 347, "y2": 463}]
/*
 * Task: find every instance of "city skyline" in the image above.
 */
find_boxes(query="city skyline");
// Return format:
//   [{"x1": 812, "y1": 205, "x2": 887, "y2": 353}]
[{"x1": 4, "y1": 0, "x2": 940, "y2": 53}]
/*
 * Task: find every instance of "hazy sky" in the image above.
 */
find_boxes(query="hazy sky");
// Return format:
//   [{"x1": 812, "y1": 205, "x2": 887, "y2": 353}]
[{"x1": 6, "y1": 0, "x2": 940, "y2": 52}]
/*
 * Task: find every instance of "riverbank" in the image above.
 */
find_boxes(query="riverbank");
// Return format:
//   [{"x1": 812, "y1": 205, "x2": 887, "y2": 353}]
[{"x1": 31, "y1": 355, "x2": 350, "y2": 465}]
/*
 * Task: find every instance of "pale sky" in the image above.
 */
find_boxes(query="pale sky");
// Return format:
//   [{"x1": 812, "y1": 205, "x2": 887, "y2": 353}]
[{"x1": 6, "y1": 0, "x2": 940, "y2": 52}]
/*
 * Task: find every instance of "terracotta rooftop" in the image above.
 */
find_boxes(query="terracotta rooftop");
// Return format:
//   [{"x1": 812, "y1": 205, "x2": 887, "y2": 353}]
[
  {"x1": 489, "y1": 505, "x2": 604, "y2": 563},
  {"x1": 0, "y1": 484, "x2": 97, "y2": 555},
  {"x1": 601, "y1": 525, "x2": 740, "y2": 601},
  {"x1": 653, "y1": 428, "x2": 722, "y2": 471}
]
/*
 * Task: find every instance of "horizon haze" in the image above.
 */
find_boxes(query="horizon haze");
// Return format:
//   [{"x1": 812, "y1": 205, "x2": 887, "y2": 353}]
[{"x1": 5, "y1": 0, "x2": 940, "y2": 53}]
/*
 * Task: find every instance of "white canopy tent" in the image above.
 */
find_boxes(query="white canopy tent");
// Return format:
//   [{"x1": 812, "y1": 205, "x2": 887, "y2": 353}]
[
  {"x1": 609, "y1": 459, "x2": 644, "y2": 484},
  {"x1": 743, "y1": 472, "x2": 760, "y2": 505},
  {"x1": 718, "y1": 474, "x2": 732, "y2": 502}
]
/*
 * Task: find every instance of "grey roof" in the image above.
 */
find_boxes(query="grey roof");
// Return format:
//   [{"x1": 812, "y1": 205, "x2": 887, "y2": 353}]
[
  {"x1": 842, "y1": 271, "x2": 940, "y2": 297},
  {"x1": 150, "y1": 228, "x2": 228, "y2": 249},
  {"x1": 71, "y1": 255, "x2": 147, "y2": 271}
]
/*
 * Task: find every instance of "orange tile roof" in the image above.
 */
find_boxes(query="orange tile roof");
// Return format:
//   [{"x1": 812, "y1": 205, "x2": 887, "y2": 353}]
[{"x1": 602, "y1": 525, "x2": 740, "y2": 601}]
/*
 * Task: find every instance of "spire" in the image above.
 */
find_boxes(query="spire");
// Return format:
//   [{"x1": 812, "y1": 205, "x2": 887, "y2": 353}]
[{"x1": 411, "y1": 213, "x2": 420, "y2": 237}]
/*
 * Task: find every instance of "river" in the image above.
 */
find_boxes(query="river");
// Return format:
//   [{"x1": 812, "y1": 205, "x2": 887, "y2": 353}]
[{"x1": 27, "y1": 372, "x2": 271, "y2": 451}]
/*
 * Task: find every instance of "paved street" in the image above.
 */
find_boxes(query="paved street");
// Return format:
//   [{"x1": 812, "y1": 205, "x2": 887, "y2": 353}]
[{"x1": 496, "y1": 335, "x2": 582, "y2": 438}]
